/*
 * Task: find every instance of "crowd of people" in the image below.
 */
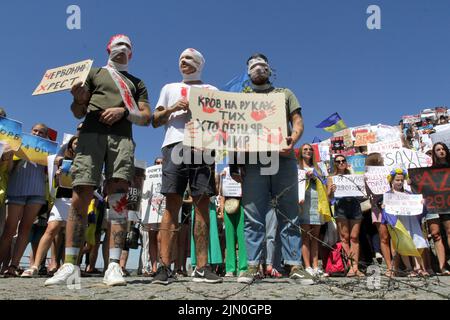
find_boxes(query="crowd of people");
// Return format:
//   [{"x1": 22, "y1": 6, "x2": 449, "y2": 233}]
[{"x1": 0, "y1": 34, "x2": 449, "y2": 289}]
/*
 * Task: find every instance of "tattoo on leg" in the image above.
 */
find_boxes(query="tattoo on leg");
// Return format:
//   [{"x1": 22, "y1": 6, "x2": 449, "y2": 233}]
[
  {"x1": 68, "y1": 207, "x2": 86, "y2": 248},
  {"x1": 112, "y1": 230, "x2": 127, "y2": 248},
  {"x1": 194, "y1": 218, "x2": 209, "y2": 265}
]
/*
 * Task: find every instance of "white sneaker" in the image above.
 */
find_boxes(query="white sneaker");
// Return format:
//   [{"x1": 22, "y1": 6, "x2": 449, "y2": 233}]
[
  {"x1": 44, "y1": 263, "x2": 80, "y2": 286},
  {"x1": 314, "y1": 268, "x2": 329, "y2": 277},
  {"x1": 224, "y1": 272, "x2": 235, "y2": 277},
  {"x1": 305, "y1": 267, "x2": 315, "y2": 276},
  {"x1": 103, "y1": 262, "x2": 127, "y2": 286}
]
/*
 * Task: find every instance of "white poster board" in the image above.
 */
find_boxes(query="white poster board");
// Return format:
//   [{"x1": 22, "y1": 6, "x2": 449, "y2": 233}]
[
  {"x1": 332, "y1": 174, "x2": 366, "y2": 197},
  {"x1": 298, "y1": 169, "x2": 306, "y2": 202},
  {"x1": 221, "y1": 168, "x2": 242, "y2": 197},
  {"x1": 383, "y1": 192, "x2": 423, "y2": 216},
  {"x1": 140, "y1": 165, "x2": 166, "y2": 225}
]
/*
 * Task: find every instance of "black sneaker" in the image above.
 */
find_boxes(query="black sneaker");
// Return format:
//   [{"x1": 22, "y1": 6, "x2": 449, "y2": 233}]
[
  {"x1": 152, "y1": 265, "x2": 174, "y2": 285},
  {"x1": 192, "y1": 266, "x2": 223, "y2": 283}
]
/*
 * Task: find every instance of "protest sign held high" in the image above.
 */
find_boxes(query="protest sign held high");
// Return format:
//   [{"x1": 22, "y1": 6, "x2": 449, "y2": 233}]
[
  {"x1": 0, "y1": 116, "x2": 22, "y2": 151},
  {"x1": 382, "y1": 147, "x2": 432, "y2": 169},
  {"x1": 409, "y1": 167, "x2": 450, "y2": 214},
  {"x1": 367, "y1": 139, "x2": 403, "y2": 154},
  {"x1": 354, "y1": 132, "x2": 376, "y2": 147},
  {"x1": 14, "y1": 133, "x2": 57, "y2": 166},
  {"x1": 332, "y1": 174, "x2": 366, "y2": 197},
  {"x1": 183, "y1": 87, "x2": 288, "y2": 152},
  {"x1": 347, "y1": 154, "x2": 367, "y2": 174},
  {"x1": 32, "y1": 59, "x2": 93, "y2": 95}
]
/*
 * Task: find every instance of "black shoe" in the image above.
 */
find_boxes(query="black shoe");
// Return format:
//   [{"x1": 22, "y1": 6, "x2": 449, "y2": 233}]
[
  {"x1": 192, "y1": 266, "x2": 223, "y2": 283},
  {"x1": 152, "y1": 266, "x2": 174, "y2": 285}
]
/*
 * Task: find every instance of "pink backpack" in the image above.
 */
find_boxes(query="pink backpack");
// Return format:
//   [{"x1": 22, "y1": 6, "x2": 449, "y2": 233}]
[{"x1": 325, "y1": 242, "x2": 347, "y2": 275}]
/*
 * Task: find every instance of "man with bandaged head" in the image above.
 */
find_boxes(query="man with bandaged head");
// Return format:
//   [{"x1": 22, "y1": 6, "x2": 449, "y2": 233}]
[
  {"x1": 45, "y1": 34, "x2": 151, "y2": 287},
  {"x1": 152, "y1": 48, "x2": 222, "y2": 284},
  {"x1": 229, "y1": 53, "x2": 313, "y2": 284}
]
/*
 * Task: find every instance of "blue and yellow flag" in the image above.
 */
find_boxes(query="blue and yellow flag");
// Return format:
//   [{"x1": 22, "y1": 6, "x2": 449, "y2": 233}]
[
  {"x1": 0, "y1": 116, "x2": 22, "y2": 151},
  {"x1": 14, "y1": 133, "x2": 57, "y2": 166},
  {"x1": 382, "y1": 209, "x2": 421, "y2": 257},
  {"x1": 315, "y1": 112, "x2": 347, "y2": 133},
  {"x1": 222, "y1": 72, "x2": 251, "y2": 93}
]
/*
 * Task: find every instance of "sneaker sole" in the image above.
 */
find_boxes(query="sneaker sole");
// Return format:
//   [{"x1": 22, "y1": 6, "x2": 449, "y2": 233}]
[
  {"x1": 44, "y1": 280, "x2": 67, "y2": 287},
  {"x1": 237, "y1": 278, "x2": 254, "y2": 284},
  {"x1": 152, "y1": 278, "x2": 174, "y2": 285},
  {"x1": 192, "y1": 278, "x2": 223, "y2": 283}
]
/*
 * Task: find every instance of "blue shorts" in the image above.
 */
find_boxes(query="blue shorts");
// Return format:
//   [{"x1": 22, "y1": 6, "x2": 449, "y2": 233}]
[
  {"x1": 6, "y1": 195, "x2": 47, "y2": 206},
  {"x1": 334, "y1": 197, "x2": 363, "y2": 220}
]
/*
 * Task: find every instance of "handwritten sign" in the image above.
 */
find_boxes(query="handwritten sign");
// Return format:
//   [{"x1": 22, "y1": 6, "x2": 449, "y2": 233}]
[
  {"x1": 402, "y1": 115, "x2": 421, "y2": 124},
  {"x1": 32, "y1": 59, "x2": 93, "y2": 95},
  {"x1": 354, "y1": 132, "x2": 376, "y2": 147},
  {"x1": 332, "y1": 174, "x2": 366, "y2": 197},
  {"x1": 184, "y1": 87, "x2": 287, "y2": 152},
  {"x1": 409, "y1": 167, "x2": 450, "y2": 214},
  {"x1": 15, "y1": 133, "x2": 57, "y2": 166},
  {"x1": 334, "y1": 128, "x2": 353, "y2": 147},
  {"x1": 383, "y1": 192, "x2": 423, "y2": 216},
  {"x1": 367, "y1": 139, "x2": 403, "y2": 154},
  {"x1": 365, "y1": 166, "x2": 391, "y2": 195},
  {"x1": 222, "y1": 169, "x2": 242, "y2": 197},
  {"x1": 382, "y1": 147, "x2": 432, "y2": 170},
  {"x1": 347, "y1": 154, "x2": 367, "y2": 174},
  {"x1": 140, "y1": 165, "x2": 166, "y2": 225},
  {"x1": 373, "y1": 125, "x2": 402, "y2": 143},
  {"x1": 0, "y1": 116, "x2": 22, "y2": 151}
]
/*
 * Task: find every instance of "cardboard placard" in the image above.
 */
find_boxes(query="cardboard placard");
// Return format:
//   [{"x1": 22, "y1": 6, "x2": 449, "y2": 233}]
[
  {"x1": 367, "y1": 139, "x2": 403, "y2": 154},
  {"x1": 383, "y1": 192, "x2": 423, "y2": 216},
  {"x1": 184, "y1": 87, "x2": 288, "y2": 152},
  {"x1": 382, "y1": 147, "x2": 432, "y2": 170},
  {"x1": 365, "y1": 166, "x2": 392, "y2": 195},
  {"x1": 0, "y1": 116, "x2": 22, "y2": 151},
  {"x1": 332, "y1": 174, "x2": 366, "y2": 197},
  {"x1": 354, "y1": 132, "x2": 376, "y2": 147},
  {"x1": 222, "y1": 168, "x2": 242, "y2": 197},
  {"x1": 140, "y1": 165, "x2": 166, "y2": 224},
  {"x1": 33, "y1": 59, "x2": 93, "y2": 95},
  {"x1": 298, "y1": 169, "x2": 306, "y2": 202},
  {"x1": 14, "y1": 133, "x2": 57, "y2": 166}
]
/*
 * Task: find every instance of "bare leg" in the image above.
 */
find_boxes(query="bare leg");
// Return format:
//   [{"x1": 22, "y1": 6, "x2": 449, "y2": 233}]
[
  {"x1": 310, "y1": 225, "x2": 321, "y2": 269},
  {"x1": 301, "y1": 225, "x2": 311, "y2": 269},
  {"x1": 0, "y1": 204, "x2": 23, "y2": 270},
  {"x1": 31, "y1": 221, "x2": 63, "y2": 269},
  {"x1": 192, "y1": 195, "x2": 210, "y2": 269},
  {"x1": 376, "y1": 223, "x2": 393, "y2": 271},
  {"x1": 10, "y1": 204, "x2": 42, "y2": 268},
  {"x1": 159, "y1": 194, "x2": 182, "y2": 267},
  {"x1": 349, "y1": 220, "x2": 362, "y2": 274},
  {"x1": 336, "y1": 219, "x2": 351, "y2": 272}
]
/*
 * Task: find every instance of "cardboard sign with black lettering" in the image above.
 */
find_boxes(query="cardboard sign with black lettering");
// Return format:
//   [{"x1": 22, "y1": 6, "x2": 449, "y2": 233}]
[
  {"x1": 408, "y1": 167, "x2": 450, "y2": 214},
  {"x1": 32, "y1": 59, "x2": 93, "y2": 95}
]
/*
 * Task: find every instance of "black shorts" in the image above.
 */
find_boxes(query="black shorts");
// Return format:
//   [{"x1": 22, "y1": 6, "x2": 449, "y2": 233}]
[{"x1": 161, "y1": 142, "x2": 216, "y2": 198}]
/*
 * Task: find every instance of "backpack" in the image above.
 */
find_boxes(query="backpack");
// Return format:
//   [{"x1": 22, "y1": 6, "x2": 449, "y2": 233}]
[{"x1": 324, "y1": 242, "x2": 347, "y2": 276}]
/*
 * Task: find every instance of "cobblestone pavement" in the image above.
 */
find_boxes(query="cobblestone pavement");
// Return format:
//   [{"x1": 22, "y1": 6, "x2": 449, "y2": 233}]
[{"x1": 1, "y1": 273, "x2": 450, "y2": 300}]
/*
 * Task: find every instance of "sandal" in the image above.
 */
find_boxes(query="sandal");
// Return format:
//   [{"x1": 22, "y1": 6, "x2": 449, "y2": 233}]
[
  {"x1": 355, "y1": 270, "x2": 365, "y2": 277},
  {"x1": 3, "y1": 265, "x2": 19, "y2": 278},
  {"x1": 438, "y1": 269, "x2": 450, "y2": 276},
  {"x1": 21, "y1": 266, "x2": 39, "y2": 278},
  {"x1": 417, "y1": 270, "x2": 430, "y2": 277},
  {"x1": 346, "y1": 270, "x2": 356, "y2": 277},
  {"x1": 407, "y1": 270, "x2": 418, "y2": 278}
]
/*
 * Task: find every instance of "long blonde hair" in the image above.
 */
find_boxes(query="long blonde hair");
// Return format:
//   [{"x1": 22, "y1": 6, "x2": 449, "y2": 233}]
[{"x1": 297, "y1": 143, "x2": 323, "y2": 176}]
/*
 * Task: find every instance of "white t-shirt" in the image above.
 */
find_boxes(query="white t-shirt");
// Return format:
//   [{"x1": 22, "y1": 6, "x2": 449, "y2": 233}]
[{"x1": 156, "y1": 82, "x2": 218, "y2": 148}]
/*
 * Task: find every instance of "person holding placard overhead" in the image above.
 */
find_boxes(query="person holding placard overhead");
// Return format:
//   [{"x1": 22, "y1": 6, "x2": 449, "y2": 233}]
[
  {"x1": 45, "y1": 34, "x2": 151, "y2": 287},
  {"x1": 151, "y1": 48, "x2": 222, "y2": 284},
  {"x1": 0, "y1": 123, "x2": 49, "y2": 277},
  {"x1": 298, "y1": 143, "x2": 330, "y2": 277},
  {"x1": 327, "y1": 154, "x2": 364, "y2": 277}
]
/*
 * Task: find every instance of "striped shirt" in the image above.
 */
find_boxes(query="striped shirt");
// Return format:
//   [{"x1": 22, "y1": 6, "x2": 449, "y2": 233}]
[{"x1": 7, "y1": 160, "x2": 46, "y2": 197}]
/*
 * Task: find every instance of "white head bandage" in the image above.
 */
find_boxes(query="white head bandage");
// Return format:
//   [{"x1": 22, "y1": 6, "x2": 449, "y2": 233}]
[
  {"x1": 107, "y1": 34, "x2": 132, "y2": 72},
  {"x1": 179, "y1": 48, "x2": 205, "y2": 82},
  {"x1": 247, "y1": 57, "x2": 271, "y2": 79}
]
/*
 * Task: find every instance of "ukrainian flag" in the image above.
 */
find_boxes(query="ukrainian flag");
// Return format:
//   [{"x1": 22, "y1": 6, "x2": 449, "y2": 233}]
[
  {"x1": 315, "y1": 112, "x2": 347, "y2": 133},
  {"x1": 382, "y1": 209, "x2": 421, "y2": 257}
]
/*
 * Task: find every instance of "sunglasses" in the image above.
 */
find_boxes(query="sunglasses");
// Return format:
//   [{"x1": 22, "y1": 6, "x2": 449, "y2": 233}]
[{"x1": 335, "y1": 159, "x2": 347, "y2": 164}]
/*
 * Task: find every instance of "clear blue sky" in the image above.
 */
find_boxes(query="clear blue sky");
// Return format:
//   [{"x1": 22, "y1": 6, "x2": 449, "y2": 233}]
[
  {"x1": 2, "y1": 0, "x2": 450, "y2": 164},
  {"x1": 3, "y1": 0, "x2": 450, "y2": 270}
]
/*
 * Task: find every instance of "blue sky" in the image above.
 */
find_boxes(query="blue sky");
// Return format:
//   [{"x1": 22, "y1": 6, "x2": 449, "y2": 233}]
[
  {"x1": 3, "y1": 0, "x2": 450, "y2": 269},
  {"x1": 2, "y1": 0, "x2": 450, "y2": 166}
]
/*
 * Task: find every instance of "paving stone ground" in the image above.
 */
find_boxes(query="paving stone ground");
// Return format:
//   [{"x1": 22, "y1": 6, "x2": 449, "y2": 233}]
[{"x1": 1, "y1": 273, "x2": 449, "y2": 300}]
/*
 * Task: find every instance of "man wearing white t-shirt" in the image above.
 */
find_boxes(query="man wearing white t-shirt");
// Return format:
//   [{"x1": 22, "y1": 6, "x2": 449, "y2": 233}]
[{"x1": 151, "y1": 48, "x2": 222, "y2": 284}]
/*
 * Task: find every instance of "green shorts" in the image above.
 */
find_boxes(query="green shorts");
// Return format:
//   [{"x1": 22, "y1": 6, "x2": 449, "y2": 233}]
[{"x1": 71, "y1": 132, "x2": 135, "y2": 187}]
